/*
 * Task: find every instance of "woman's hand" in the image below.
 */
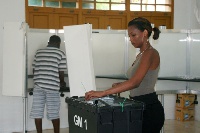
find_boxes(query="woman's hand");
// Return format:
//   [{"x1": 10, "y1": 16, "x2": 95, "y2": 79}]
[
  {"x1": 85, "y1": 82, "x2": 123, "y2": 100},
  {"x1": 85, "y1": 90, "x2": 105, "y2": 101}
]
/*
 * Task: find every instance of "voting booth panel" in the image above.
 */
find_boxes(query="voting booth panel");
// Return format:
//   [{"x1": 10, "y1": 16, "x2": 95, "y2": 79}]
[
  {"x1": 91, "y1": 30, "x2": 134, "y2": 76},
  {"x1": 153, "y1": 31, "x2": 188, "y2": 91},
  {"x1": 152, "y1": 32, "x2": 187, "y2": 77},
  {"x1": 65, "y1": 95, "x2": 144, "y2": 133},
  {"x1": 26, "y1": 29, "x2": 70, "y2": 92},
  {"x1": 2, "y1": 22, "x2": 27, "y2": 97},
  {"x1": 63, "y1": 24, "x2": 96, "y2": 97},
  {"x1": 190, "y1": 33, "x2": 200, "y2": 76},
  {"x1": 189, "y1": 32, "x2": 200, "y2": 91}
]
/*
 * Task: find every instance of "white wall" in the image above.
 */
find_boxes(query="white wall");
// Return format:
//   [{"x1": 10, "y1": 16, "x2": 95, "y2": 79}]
[
  {"x1": 0, "y1": 0, "x2": 200, "y2": 132},
  {"x1": 174, "y1": 0, "x2": 200, "y2": 29}
]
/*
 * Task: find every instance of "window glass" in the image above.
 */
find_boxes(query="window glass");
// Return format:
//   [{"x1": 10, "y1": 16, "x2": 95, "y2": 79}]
[
  {"x1": 96, "y1": 3, "x2": 109, "y2": 10},
  {"x1": 156, "y1": 0, "x2": 171, "y2": 4},
  {"x1": 130, "y1": 0, "x2": 141, "y2": 3},
  {"x1": 82, "y1": 3, "x2": 94, "y2": 9},
  {"x1": 62, "y1": 2, "x2": 77, "y2": 8},
  {"x1": 142, "y1": 0, "x2": 155, "y2": 4},
  {"x1": 28, "y1": 0, "x2": 42, "y2": 6},
  {"x1": 97, "y1": 0, "x2": 109, "y2": 2},
  {"x1": 82, "y1": 0, "x2": 94, "y2": 1},
  {"x1": 45, "y1": 1, "x2": 59, "y2": 7},
  {"x1": 111, "y1": 0, "x2": 125, "y2": 3},
  {"x1": 130, "y1": 4, "x2": 141, "y2": 11},
  {"x1": 142, "y1": 5, "x2": 155, "y2": 11},
  {"x1": 156, "y1": 5, "x2": 171, "y2": 11},
  {"x1": 111, "y1": 4, "x2": 125, "y2": 10}
]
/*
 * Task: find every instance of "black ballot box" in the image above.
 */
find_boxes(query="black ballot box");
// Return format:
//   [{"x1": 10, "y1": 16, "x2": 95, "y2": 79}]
[{"x1": 65, "y1": 95, "x2": 144, "y2": 133}]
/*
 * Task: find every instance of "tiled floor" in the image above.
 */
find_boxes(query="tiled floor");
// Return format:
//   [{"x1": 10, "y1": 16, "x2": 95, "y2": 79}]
[
  {"x1": 164, "y1": 120, "x2": 200, "y2": 133},
  {"x1": 27, "y1": 120, "x2": 200, "y2": 133}
]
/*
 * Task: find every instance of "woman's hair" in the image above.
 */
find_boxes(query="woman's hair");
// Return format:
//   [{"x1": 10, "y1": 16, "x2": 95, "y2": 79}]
[{"x1": 128, "y1": 17, "x2": 161, "y2": 40}]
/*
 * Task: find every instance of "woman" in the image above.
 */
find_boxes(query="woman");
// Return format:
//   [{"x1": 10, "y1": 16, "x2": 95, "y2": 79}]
[{"x1": 85, "y1": 17, "x2": 165, "y2": 133}]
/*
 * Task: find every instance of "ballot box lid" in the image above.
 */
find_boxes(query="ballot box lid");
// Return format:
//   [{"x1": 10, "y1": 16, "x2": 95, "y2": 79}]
[
  {"x1": 65, "y1": 95, "x2": 144, "y2": 113},
  {"x1": 99, "y1": 95, "x2": 145, "y2": 111}
]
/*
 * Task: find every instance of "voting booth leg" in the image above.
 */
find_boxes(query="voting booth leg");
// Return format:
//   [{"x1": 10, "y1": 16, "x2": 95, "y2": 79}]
[
  {"x1": 23, "y1": 31, "x2": 28, "y2": 133},
  {"x1": 23, "y1": 97, "x2": 28, "y2": 133}
]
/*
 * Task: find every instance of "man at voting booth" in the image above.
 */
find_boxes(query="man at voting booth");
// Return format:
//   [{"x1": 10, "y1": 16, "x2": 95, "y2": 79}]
[
  {"x1": 85, "y1": 17, "x2": 165, "y2": 133},
  {"x1": 30, "y1": 35, "x2": 67, "y2": 133}
]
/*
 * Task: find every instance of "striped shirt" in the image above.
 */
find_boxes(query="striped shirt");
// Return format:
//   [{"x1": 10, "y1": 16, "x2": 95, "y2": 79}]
[{"x1": 32, "y1": 47, "x2": 67, "y2": 91}]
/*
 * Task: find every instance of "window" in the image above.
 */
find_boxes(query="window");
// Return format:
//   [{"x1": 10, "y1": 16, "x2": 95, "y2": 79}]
[
  {"x1": 82, "y1": 0, "x2": 125, "y2": 10},
  {"x1": 28, "y1": 0, "x2": 42, "y2": 6},
  {"x1": 45, "y1": 0, "x2": 59, "y2": 8},
  {"x1": 130, "y1": 0, "x2": 172, "y2": 12},
  {"x1": 28, "y1": 0, "x2": 171, "y2": 12},
  {"x1": 28, "y1": 0, "x2": 79, "y2": 8}
]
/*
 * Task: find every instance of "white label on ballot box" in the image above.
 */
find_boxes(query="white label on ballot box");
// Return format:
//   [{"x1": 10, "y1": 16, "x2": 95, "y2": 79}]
[{"x1": 74, "y1": 115, "x2": 88, "y2": 130}]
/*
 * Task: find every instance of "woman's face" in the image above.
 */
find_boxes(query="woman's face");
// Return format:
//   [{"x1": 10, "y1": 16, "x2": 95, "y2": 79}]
[{"x1": 128, "y1": 25, "x2": 144, "y2": 48}]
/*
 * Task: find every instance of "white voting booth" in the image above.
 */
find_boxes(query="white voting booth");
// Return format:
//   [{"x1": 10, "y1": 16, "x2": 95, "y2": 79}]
[
  {"x1": 63, "y1": 24, "x2": 96, "y2": 96},
  {"x1": 2, "y1": 22, "x2": 27, "y2": 97},
  {"x1": 2, "y1": 22, "x2": 200, "y2": 132},
  {"x1": 2, "y1": 22, "x2": 28, "y2": 133}
]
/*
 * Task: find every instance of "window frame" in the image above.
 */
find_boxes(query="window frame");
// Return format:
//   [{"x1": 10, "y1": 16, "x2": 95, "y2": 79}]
[{"x1": 27, "y1": 0, "x2": 172, "y2": 12}]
